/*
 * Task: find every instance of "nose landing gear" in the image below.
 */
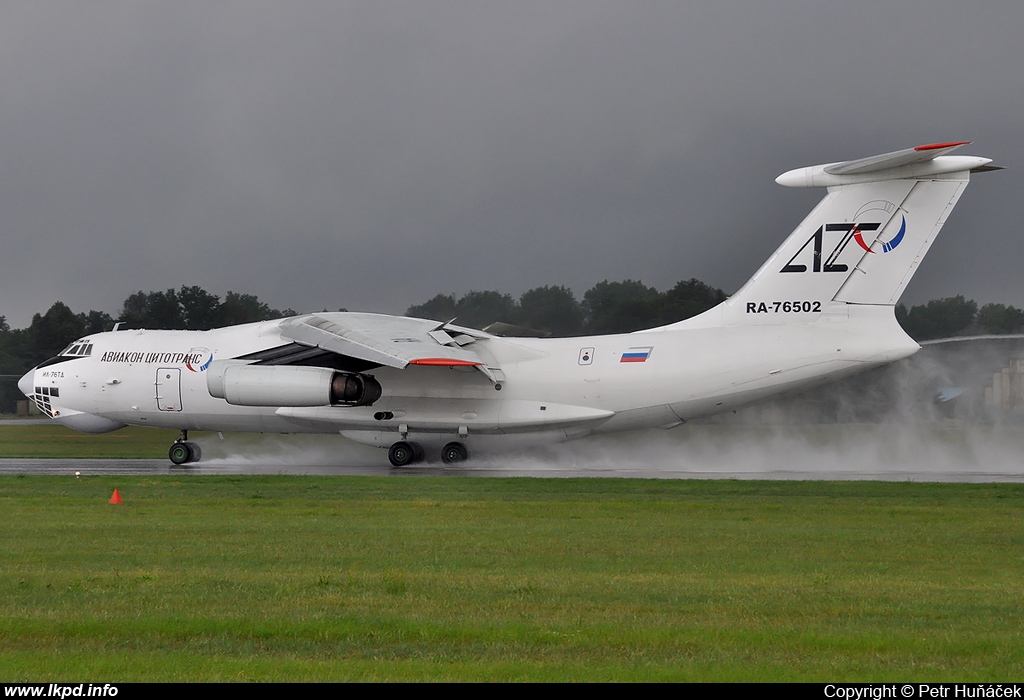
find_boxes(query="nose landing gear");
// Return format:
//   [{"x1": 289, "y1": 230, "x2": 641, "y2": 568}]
[{"x1": 169, "y1": 431, "x2": 202, "y2": 465}]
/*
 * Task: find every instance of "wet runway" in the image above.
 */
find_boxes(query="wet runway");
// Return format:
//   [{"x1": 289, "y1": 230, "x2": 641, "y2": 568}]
[
  {"x1": 3, "y1": 424, "x2": 1024, "y2": 482},
  {"x1": 0, "y1": 458, "x2": 386, "y2": 477},
  {"x1": 2, "y1": 457, "x2": 1023, "y2": 482}
]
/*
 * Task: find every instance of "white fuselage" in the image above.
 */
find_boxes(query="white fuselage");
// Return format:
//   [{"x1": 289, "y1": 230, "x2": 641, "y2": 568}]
[
  {"x1": 24, "y1": 142, "x2": 987, "y2": 462},
  {"x1": 23, "y1": 303, "x2": 918, "y2": 452}
]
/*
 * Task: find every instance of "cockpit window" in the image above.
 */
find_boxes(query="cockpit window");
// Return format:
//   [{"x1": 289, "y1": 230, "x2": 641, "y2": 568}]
[{"x1": 60, "y1": 340, "x2": 93, "y2": 357}]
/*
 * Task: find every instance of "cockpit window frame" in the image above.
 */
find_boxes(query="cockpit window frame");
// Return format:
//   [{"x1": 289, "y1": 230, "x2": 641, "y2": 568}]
[{"x1": 60, "y1": 340, "x2": 93, "y2": 357}]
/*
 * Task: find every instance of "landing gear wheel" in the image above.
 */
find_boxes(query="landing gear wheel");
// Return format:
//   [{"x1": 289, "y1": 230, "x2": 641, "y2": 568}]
[
  {"x1": 388, "y1": 441, "x2": 416, "y2": 467},
  {"x1": 169, "y1": 441, "x2": 201, "y2": 465},
  {"x1": 441, "y1": 441, "x2": 469, "y2": 464},
  {"x1": 411, "y1": 442, "x2": 425, "y2": 463},
  {"x1": 169, "y1": 442, "x2": 192, "y2": 465}
]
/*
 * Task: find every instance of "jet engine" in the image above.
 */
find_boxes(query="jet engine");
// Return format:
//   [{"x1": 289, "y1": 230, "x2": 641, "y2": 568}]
[{"x1": 207, "y1": 363, "x2": 381, "y2": 407}]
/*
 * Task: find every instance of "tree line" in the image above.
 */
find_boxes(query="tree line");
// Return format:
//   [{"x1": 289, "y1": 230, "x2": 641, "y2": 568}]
[
  {"x1": 0, "y1": 287, "x2": 295, "y2": 413},
  {"x1": 895, "y1": 296, "x2": 1024, "y2": 340},
  {"x1": 411, "y1": 288, "x2": 1022, "y2": 341},
  {"x1": 3, "y1": 283, "x2": 1024, "y2": 413},
  {"x1": 406, "y1": 279, "x2": 727, "y2": 337}
]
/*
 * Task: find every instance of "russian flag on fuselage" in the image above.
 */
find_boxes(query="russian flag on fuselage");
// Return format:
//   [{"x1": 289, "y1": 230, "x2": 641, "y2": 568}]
[{"x1": 620, "y1": 346, "x2": 653, "y2": 363}]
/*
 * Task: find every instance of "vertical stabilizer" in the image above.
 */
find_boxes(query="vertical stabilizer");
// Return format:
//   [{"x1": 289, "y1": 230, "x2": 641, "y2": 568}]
[{"x1": 675, "y1": 143, "x2": 994, "y2": 328}]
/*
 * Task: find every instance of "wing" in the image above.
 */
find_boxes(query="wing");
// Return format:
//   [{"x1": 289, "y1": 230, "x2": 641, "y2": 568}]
[
  {"x1": 227, "y1": 313, "x2": 616, "y2": 436},
  {"x1": 278, "y1": 313, "x2": 505, "y2": 384}
]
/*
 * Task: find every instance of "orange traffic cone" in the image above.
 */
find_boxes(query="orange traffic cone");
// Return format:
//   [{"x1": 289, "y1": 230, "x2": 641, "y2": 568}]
[{"x1": 109, "y1": 489, "x2": 123, "y2": 505}]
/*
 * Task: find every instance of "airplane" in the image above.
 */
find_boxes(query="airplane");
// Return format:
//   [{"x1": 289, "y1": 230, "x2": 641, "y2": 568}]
[{"x1": 18, "y1": 141, "x2": 998, "y2": 466}]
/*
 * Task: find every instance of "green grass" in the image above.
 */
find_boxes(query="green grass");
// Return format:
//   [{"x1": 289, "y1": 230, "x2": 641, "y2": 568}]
[
  {"x1": 0, "y1": 423, "x2": 368, "y2": 461},
  {"x1": 0, "y1": 476, "x2": 1023, "y2": 680},
  {"x1": 0, "y1": 424, "x2": 184, "y2": 458}
]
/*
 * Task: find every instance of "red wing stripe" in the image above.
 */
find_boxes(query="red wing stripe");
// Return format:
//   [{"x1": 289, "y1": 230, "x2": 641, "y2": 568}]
[
  {"x1": 914, "y1": 141, "x2": 969, "y2": 151},
  {"x1": 409, "y1": 358, "x2": 483, "y2": 367}
]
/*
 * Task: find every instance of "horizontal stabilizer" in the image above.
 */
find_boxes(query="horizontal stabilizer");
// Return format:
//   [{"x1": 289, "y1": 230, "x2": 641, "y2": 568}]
[
  {"x1": 776, "y1": 141, "x2": 993, "y2": 188},
  {"x1": 823, "y1": 142, "x2": 970, "y2": 175}
]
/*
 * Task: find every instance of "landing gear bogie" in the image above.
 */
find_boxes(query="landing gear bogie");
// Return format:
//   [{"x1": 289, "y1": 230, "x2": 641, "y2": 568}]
[{"x1": 388, "y1": 439, "x2": 470, "y2": 466}]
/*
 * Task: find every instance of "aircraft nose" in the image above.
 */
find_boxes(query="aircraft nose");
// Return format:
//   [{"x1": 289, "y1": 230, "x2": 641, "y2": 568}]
[{"x1": 18, "y1": 369, "x2": 34, "y2": 398}]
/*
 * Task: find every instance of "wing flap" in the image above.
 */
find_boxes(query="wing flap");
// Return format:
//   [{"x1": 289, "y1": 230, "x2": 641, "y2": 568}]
[{"x1": 279, "y1": 314, "x2": 489, "y2": 371}]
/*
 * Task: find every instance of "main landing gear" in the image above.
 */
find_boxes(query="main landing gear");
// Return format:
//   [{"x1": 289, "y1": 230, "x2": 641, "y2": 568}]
[
  {"x1": 387, "y1": 440, "x2": 469, "y2": 467},
  {"x1": 168, "y1": 430, "x2": 202, "y2": 465}
]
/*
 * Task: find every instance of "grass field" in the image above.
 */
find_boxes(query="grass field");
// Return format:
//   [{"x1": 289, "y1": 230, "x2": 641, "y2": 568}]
[
  {"x1": 1, "y1": 475, "x2": 1023, "y2": 681},
  {"x1": 0, "y1": 424, "x2": 196, "y2": 459}
]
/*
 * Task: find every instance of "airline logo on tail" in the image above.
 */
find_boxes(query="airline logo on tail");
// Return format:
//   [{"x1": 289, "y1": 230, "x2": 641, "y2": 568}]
[
  {"x1": 781, "y1": 200, "x2": 904, "y2": 273},
  {"x1": 854, "y1": 215, "x2": 906, "y2": 254}
]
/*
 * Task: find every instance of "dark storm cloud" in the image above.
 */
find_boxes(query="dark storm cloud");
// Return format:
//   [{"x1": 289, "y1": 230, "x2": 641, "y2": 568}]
[{"x1": 2, "y1": 1, "x2": 1022, "y2": 328}]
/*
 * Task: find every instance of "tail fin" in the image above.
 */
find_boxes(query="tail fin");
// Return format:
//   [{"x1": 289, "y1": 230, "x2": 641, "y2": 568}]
[{"x1": 679, "y1": 142, "x2": 995, "y2": 328}]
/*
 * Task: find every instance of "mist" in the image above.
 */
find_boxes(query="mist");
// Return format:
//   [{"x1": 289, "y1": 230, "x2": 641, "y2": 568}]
[{"x1": 186, "y1": 338, "x2": 1024, "y2": 481}]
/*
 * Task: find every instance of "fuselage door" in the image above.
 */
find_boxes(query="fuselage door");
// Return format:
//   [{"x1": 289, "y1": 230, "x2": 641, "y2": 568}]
[{"x1": 156, "y1": 368, "x2": 183, "y2": 412}]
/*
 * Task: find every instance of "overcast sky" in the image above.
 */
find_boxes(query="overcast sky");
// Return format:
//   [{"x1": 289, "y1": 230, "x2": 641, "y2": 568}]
[{"x1": 2, "y1": 1, "x2": 1022, "y2": 328}]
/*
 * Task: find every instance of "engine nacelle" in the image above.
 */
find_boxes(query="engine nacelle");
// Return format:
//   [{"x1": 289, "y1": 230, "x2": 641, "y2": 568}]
[{"x1": 207, "y1": 363, "x2": 381, "y2": 407}]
